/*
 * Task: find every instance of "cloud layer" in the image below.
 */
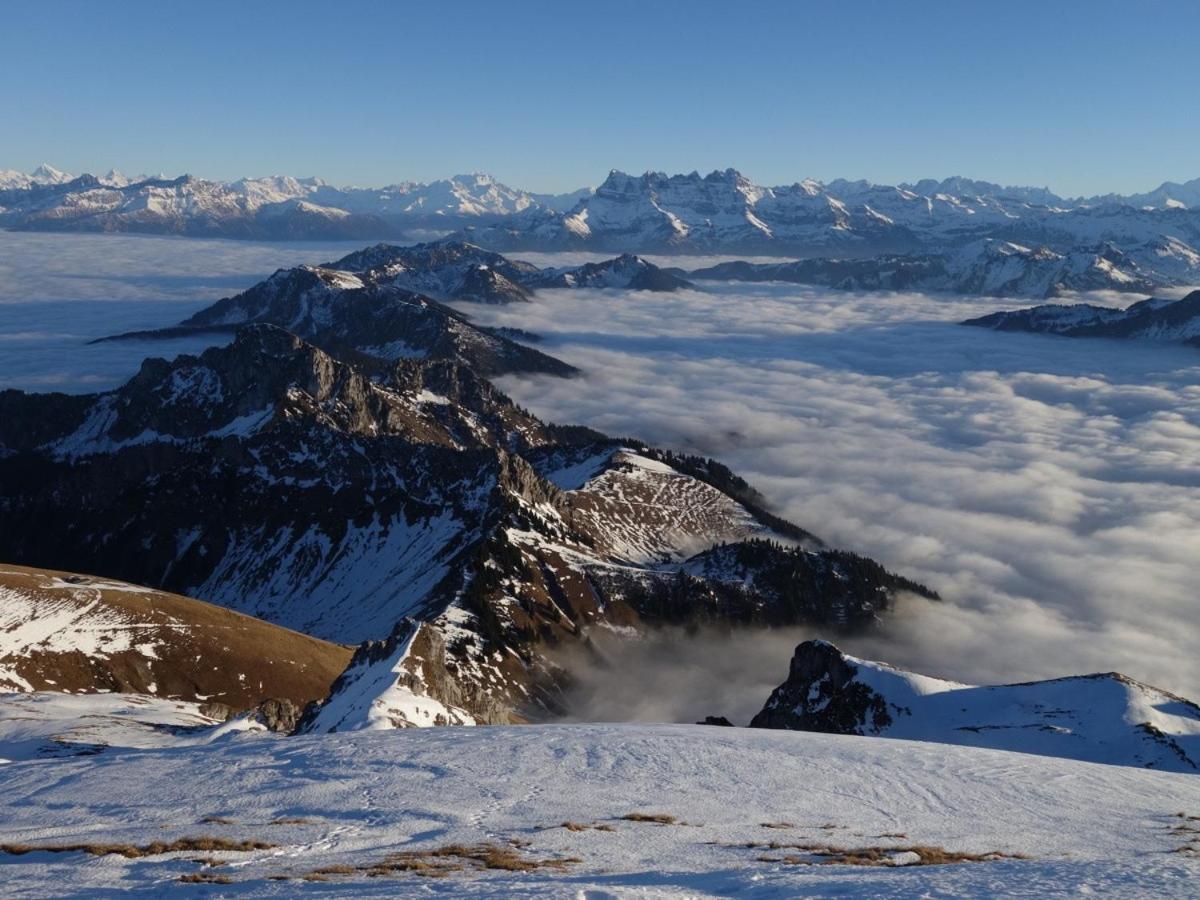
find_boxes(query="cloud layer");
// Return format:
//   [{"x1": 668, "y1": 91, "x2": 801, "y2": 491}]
[
  {"x1": 0, "y1": 232, "x2": 357, "y2": 390},
  {"x1": 459, "y1": 278, "x2": 1200, "y2": 706}
]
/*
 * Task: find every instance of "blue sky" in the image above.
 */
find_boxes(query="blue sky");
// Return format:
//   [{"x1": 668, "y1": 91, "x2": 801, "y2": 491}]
[{"x1": 2, "y1": 0, "x2": 1196, "y2": 195}]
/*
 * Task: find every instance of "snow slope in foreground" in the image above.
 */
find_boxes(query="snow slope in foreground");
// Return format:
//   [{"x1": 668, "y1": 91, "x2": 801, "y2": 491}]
[{"x1": 0, "y1": 718, "x2": 1197, "y2": 897}]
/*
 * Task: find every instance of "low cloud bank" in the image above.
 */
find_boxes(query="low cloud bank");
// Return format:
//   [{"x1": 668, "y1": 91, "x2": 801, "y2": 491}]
[
  {"x1": 466, "y1": 278, "x2": 1200, "y2": 706},
  {"x1": 0, "y1": 232, "x2": 357, "y2": 392}
]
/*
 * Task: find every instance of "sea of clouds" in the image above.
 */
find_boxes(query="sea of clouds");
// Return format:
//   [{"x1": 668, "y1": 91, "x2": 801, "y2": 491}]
[
  {"x1": 0, "y1": 232, "x2": 358, "y2": 390},
  {"x1": 458, "y1": 278, "x2": 1200, "y2": 718},
  {"x1": 2, "y1": 233, "x2": 1197, "y2": 721}
]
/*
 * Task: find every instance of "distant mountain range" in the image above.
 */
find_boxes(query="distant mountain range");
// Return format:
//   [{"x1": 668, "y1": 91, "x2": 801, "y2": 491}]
[
  {"x1": 0, "y1": 167, "x2": 592, "y2": 240},
  {"x1": 751, "y1": 640, "x2": 1200, "y2": 773},
  {"x1": 688, "y1": 238, "x2": 1193, "y2": 299},
  {"x1": 466, "y1": 170, "x2": 1200, "y2": 279},
  {"x1": 4, "y1": 164, "x2": 1200, "y2": 271}
]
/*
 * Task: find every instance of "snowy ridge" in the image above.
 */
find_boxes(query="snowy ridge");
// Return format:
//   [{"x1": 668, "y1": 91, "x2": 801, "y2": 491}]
[
  {"x1": 324, "y1": 240, "x2": 691, "y2": 301},
  {"x1": 299, "y1": 620, "x2": 476, "y2": 732},
  {"x1": 0, "y1": 692, "x2": 264, "y2": 763},
  {"x1": 6, "y1": 163, "x2": 1200, "y2": 254},
  {"x1": 692, "y1": 238, "x2": 1177, "y2": 299},
  {"x1": 752, "y1": 640, "x2": 1200, "y2": 773},
  {"x1": 100, "y1": 258, "x2": 578, "y2": 377},
  {"x1": 0, "y1": 563, "x2": 350, "y2": 709},
  {"x1": 964, "y1": 288, "x2": 1200, "y2": 345},
  {"x1": 0, "y1": 169, "x2": 580, "y2": 239},
  {"x1": 466, "y1": 168, "x2": 1200, "y2": 279}
]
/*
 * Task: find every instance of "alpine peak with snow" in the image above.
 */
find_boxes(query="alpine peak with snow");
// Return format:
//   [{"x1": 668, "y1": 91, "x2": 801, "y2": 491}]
[{"x1": 3, "y1": 162, "x2": 1200, "y2": 292}]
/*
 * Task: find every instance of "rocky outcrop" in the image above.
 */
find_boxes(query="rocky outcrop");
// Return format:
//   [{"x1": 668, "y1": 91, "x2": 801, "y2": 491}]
[
  {"x1": 750, "y1": 641, "x2": 1200, "y2": 773},
  {"x1": 750, "y1": 640, "x2": 894, "y2": 733}
]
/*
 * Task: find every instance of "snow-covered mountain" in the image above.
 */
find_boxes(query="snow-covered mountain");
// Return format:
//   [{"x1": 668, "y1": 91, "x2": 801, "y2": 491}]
[
  {"x1": 963, "y1": 289, "x2": 1200, "y2": 346},
  {"x1": 464, "y1": 168, "x2": 1200, "y2": 269},
  {"x1": 752, "y1": 641, "x2": 1200, "y2": 773},
  {"x1": 7, "y1": 164, "x2": 1200, "y2": 258},
  {"x1": 526, "y1": 252, "x2": 693, "y2": 292},
  {"x1": 0, "y1": 563, "x2": 350, "y2": 711},
  {"x1": 98, "y1": 257, "x2": 575, "y2": 376},
  {"x1": 692, "y1": 239, "x2": 1172, "y2": 299},
  {"x1": 0, "y1": 163, "x2": 75, "y2": 190},
  {"x1": 1, "y1": 718, "x2": 1198, "y2": 895},
  {"x1": 1082, "y1": 177, "x2": 1200, "y2": 211},
  {"x1": 323, "y1": 240, "x2": 691, "y2": 302},
  {"x1": 0, "y1": 169, "x2": 571, "y2": 239},
  {"x1": 0, "y1": 326, "x2": 933, "y2": 726}
]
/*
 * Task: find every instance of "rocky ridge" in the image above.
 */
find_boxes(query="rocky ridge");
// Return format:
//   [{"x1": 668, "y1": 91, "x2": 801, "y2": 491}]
[
  {"x1": 963, "y1": 289, "x2": 1200, "y2": 345},
  {"x1": 751, "y1": 640, "x2": 1200, "y2": 773},
  {"x1": 0, "y1": 325, "x2": 936, "y2": 727}
]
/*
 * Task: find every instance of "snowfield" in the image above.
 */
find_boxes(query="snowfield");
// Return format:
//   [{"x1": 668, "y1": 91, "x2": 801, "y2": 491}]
[{"x1": 0, "y1": 718, "x2": 1198, "y2": 896}]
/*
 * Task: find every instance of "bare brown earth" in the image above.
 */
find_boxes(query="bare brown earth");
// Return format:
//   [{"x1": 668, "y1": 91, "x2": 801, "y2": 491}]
[{"x1": 0, "y1": 564, "x2": 351, "y2": 709}]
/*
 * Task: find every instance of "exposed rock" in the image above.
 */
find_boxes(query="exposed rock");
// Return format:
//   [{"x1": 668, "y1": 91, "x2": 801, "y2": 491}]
[
  {"x1": 254, "y1": 698, "x2": 303, "y2": 734},
  {"x1": 750, "y1": 640, "x2": 1200, "y2": 772},
  {"x1": 0, "y1": 328, "x2": 935, "y2": 727}
]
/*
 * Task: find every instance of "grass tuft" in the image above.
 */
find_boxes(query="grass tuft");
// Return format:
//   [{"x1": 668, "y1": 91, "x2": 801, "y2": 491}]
[
  {"x1": 179, "y1": 872, "x2": 234, "y2": 884},
  {"x1": 0, "y1": 836, "x2": 275, "y2": 859},
  {"x1": 620, "y1": 812, "x2": 677, "y2": 825}
]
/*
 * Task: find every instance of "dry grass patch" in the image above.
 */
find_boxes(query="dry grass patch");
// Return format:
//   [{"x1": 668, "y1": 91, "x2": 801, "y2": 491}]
[
  {"x1": 200, "y1": 816, "x2": 235, "y2": 825},
  {"x1": 179, "y1": 872, "x2": 234, "y2": 884},
  {"x1": 270, "y1": 816, "x2": 317, "y2": 825},
  {"x1": 748, "y1": 841, "x2": 1025, "y2": 867},
  {"x1": 0, "y1": 836, "x2": 275, "y2": 858},
  {"x1": 760, "y1": 822, "x2": 793, "y2": 830},
  {"x1": 286, "y1": 843, "x2": 582, "y2": 882},
  {"x1": 551, "y1": 821, "x2": 616, "y2": 833},
  {"x1": 620, "y1": 812, "x2": 678, "y2": 825}
]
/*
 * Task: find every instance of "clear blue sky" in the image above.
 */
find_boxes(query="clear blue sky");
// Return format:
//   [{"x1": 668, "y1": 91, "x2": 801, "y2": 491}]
[{"x1": 2, "y1": 0, "x2": 1196, "y2": 195}]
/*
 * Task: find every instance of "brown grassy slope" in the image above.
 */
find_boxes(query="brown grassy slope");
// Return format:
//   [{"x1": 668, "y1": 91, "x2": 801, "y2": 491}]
[{"x1": 0, "y1": 564, "x2": 351, "y2": 709}]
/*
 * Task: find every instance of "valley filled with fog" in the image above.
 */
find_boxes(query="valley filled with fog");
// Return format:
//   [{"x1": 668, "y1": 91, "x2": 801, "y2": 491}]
[
  {"x1": 3, "y1": 233, "x2": 1197, "y2": 716},
  {"x1": 467, "y1": 270, "x2": 1200, "y2": 712}
]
